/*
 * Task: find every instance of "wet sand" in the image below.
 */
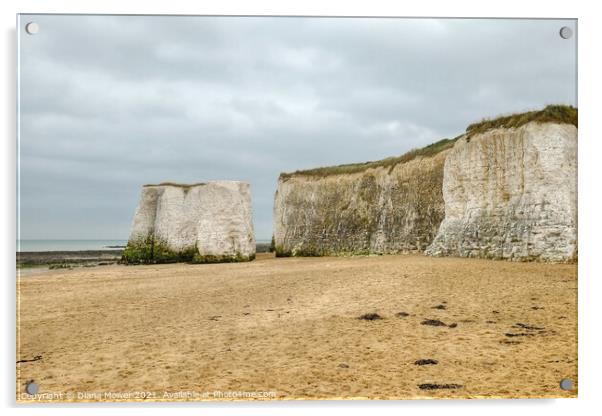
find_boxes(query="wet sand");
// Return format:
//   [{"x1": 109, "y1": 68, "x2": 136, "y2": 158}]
[
  {"x1": 16, "y1": 250, "x2": 123, "y2": 270},
  {"x1": 16, "y1": 244, "x2": 272, "y2": 272},
  {"x1": 17, "y1": 253, "x2": 577, "y2": 401}
]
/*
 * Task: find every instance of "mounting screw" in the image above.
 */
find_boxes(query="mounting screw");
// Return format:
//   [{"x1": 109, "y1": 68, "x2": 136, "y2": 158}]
[
  {"x1": 25, "y1": 381, "x2": 39, "y2": 395},
  {"x1": 559, "y1": 378, "x2": 573, "y2": 390},
  {"x1": 25, "y1": 22, "x2": 39, "y2": 35},
  {"x1": 559, "y1": 26, "x2": 573, "y2": 39}
]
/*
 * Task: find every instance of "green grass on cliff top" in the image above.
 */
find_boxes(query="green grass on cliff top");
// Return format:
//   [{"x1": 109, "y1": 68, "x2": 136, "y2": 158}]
[
  {"x1": 280, "y1": 105, "x2": 577, "y2": 180},
  {"x1": 279, "y1": 137, "x2": 458, "y2": 180},
  {"x1": 143, "y1": 182, "x2": 207, "y2": 188},
  {"x1": 465, "y1": 104, "x2": 577, "y2": 136}
]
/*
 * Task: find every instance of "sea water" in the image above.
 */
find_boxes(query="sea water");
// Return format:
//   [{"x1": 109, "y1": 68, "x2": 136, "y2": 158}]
[
  {"x1": 17, "y1": 239, "x2": 272, "y2": 252},
  {"x1": 17, "y1": 240, "x2": 128, "y2": 252}
]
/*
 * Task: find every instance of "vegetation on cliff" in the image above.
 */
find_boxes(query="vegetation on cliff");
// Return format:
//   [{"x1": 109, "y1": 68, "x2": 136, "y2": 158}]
[
  {"x1": 122, "y1": 235, "x2": 255, "y2": 264},
  {"x1": 143, "y1": 182, "x2": 207, "y2": 188},
  {"x1": 122, "y1": 235, "x2": 198, "y2": 264},
  {"x1": 280, "y1": 105, "x2": 577, "y2": 181},
  {"x1": 280, "y1": 137, "x2": 459, "y2": 180},
  {"x1": 465, "y1": 104, "x2": 577, "y2": 137}
]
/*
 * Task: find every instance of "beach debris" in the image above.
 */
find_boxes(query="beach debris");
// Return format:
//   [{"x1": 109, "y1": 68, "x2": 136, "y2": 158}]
[
  {"x1": 208, "y1": 315, "x2": 221, "y2": 321},
  {"x1": 421, "y1": 319, "x2": 447, "y2": 327},
  {"x1": 531, "y1": 306, "x2": 544, "y2": 310},
  {"x1": 358, "y1": 313, "x2": 383, "y2": 321},
  {"x1": 420, "y1": 319, "x2": 457, "y2": 328},
  {"x1": 492, "y1": 310, "x2": 500, "y2": 314},
  {"x1": 338, "y1": 363, "x2": 350, "y2": 368},
  {"x1": 415, "y1": 359, "x2": 438, "y2": 366},
  {"x1": 432, "y1": 304, "x2": 446, "y2": 310},
  {"x1": 513, "y1": 322, "x2": 544, "y2": 331},
  {"x1": 17, "y1": 355, "x2": 42, "y2": 364},
  {"x1": 500, "y1": 340, "x2": 522, "y2": 345},
  {"x1": 503, "y1": 322, "x2": 546, "y2": 340},
  {"x1": 49, "y1": 263, "x2": 73, "y2": 270},
  {"x1": 395, "y1": 312, "x2": 410, "y2": 318},
  {"x1": 504, "y1": 332, "x2": 534, "y2": 337},
  {"x1": 418, "y1": 383, "x2": 463, "y2": 390}
]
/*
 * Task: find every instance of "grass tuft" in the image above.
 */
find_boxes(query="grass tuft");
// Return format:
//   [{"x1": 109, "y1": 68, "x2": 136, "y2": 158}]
[
  {"x1": 280, "y1": 137, "x2": 458, "y2": 180},
  {"x1": 143, "y1": 182, "x2": 207, "y2": 188},
  {"x1": 122, "y1": 235, "x2": 255, "y2": 264},
  {"x1": 121, "y1": 235, "x2": 197, "y2": 264},
  {"x1": 191, "y1": 253, "x2": 255, "y2": 264},
  {"x1": 465, "y1": 104, "x2": 577, "y2": 137},
  {"x1": 279, "y1": 105, "x2": 577, "y2": 181}
]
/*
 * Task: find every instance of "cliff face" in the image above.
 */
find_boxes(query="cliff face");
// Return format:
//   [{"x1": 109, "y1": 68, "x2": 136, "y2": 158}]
[
  {"x1": 124, "y1": 181, "x2": 255, "y2": 263},
  {"x1": 426, "y1": 122, "x2": 577, "y2": 261},
  {"x1": 273, "y1": 149, "x2": 451, "y2": 256}
]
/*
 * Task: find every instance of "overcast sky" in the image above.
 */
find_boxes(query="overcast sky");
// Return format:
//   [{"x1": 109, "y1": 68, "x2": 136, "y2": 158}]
[{"x1": 18, "y1": 16, "x2": 577, "y2": 241}]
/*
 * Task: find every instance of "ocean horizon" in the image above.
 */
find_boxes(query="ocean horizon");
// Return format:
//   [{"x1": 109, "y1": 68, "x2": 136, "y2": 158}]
[
  {"x1": 17, "y1": 239, "x2": 273, "y2": 252},
  {"x1": 17, "y1": 239, "x2": 128, "y2": 252}
]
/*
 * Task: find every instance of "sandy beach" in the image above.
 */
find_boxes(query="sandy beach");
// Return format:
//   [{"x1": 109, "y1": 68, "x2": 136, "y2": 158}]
[{"x1": 16, "y1": 253, "x2": 577, "y2": 401}]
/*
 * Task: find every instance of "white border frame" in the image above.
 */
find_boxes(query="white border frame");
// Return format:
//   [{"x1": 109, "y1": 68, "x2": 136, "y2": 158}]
[{"x1": 3, "y1": 1, "x2": 601, "y2": 415}]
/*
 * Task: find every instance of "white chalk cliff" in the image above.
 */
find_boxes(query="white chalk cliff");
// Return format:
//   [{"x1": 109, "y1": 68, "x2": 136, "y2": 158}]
[
  {"x1": 426, "y1": 122, "x2": 577, "y2": 261},
  {"x1": 273, "y1": 148, "x2": 451, "y2": 256},
  {"x1": 124, "y1": 181, "x2": 255, "y2": 263}
]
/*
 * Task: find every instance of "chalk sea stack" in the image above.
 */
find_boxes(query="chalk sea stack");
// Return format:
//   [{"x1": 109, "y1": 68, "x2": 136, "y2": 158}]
[{"x1": 123, "y1": 181, "x2": 255, "y2": 264}]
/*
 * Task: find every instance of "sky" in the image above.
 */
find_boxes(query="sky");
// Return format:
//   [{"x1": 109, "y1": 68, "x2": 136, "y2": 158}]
[{"x1": 18, "y1": 16, "x2": 577, "y2": 241}]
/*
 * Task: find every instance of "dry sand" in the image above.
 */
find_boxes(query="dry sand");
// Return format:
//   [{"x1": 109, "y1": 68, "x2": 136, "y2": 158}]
[{"x1": 16, "y1": 253, "x2": 577, "y2": 401}]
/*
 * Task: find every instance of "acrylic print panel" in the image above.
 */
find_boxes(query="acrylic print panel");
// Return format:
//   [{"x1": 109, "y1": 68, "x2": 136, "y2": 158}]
[{"x1": 16, "y1": 15, "x2": 577, "y2": 402}]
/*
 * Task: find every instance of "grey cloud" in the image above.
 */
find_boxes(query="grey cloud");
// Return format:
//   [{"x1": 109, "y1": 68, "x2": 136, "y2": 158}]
[{"x1": 18, "y1": 15, "x2": 576, "y2": 240}]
